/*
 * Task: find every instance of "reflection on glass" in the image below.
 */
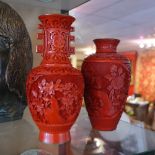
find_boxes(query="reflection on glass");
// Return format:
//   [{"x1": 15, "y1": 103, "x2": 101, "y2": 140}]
[
  {"x1": 0, "y1": 108, "x2": 155, "y2": 154},
  {"x1": 21, "y1": 149, "x2": 51, "y2": 155}
]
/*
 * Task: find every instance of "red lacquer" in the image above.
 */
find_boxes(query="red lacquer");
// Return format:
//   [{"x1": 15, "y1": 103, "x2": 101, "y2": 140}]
[
  {"x1": 82, "y1": 39, "x2": 131, "y2": 130},
  {"x1": 26, "y1": 14, "x2": 84, "y2": 144}
]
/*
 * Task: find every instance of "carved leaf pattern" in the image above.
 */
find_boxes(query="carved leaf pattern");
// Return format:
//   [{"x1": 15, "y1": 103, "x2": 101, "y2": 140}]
[
  {"x1": 87, "y1": 94, "x2": 105, "y2": 117},
  {"x1": 82, "y1": 64, "x2": 106, "y2": 116}
]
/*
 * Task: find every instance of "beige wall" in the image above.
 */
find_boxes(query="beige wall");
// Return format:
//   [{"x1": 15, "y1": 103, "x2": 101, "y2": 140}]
[{"x1": 2, "y1": 1, "x2": 60, "y2": 67}]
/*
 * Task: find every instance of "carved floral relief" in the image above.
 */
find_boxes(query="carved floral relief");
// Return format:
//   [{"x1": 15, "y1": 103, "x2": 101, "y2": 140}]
[{"x1": 29, "y1": 79, "x2": 81, "y2": 123}]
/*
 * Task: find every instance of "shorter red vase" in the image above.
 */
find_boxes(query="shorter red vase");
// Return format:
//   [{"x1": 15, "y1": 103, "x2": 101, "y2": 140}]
[{"x1": 82, "y1": 38, "x2": 131, "y2": 130}]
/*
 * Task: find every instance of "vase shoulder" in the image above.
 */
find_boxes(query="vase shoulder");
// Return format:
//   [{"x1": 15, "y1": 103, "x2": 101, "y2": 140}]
[
  {"x1": 28, "y1": 65, "x2": 82, "y2": 78},
  {"x1": 84, "y1": 52, "x2": 130, "y2": 64}
]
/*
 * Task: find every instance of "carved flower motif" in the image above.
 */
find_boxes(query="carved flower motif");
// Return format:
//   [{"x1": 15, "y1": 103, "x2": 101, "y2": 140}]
[
  {"x1": 38, "y1": 79, "x2": 55, "y2": 95},
  {"x1": 105, "y1": 65, "x2": 126, "y2": 113},
  {"x1": 30, "y1": 79, "x2": 80, "y2": 123},
  {"x1": 106, "y1": 65, "x2": 125, "y2": 91}
]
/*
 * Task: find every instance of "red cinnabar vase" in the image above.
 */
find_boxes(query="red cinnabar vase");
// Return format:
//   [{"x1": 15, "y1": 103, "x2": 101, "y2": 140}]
[
  {"x1": 82, "y1": 39, "x2": 131, "y2": 130},
  {"x1": 26, "y1": 14, "x2": 84, "y2": 144}
]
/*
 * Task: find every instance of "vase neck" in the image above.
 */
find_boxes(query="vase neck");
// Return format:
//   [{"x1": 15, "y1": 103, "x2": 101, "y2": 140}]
[
  {"x1": 36, "y1": 14, "x2": 75, "y2": 64},
  {"x1": 94, "y1": 38, "x2": 120, "y2": 53},
  {"x1": 41, "y1": 53, "x2": 71, "y2": 66}
]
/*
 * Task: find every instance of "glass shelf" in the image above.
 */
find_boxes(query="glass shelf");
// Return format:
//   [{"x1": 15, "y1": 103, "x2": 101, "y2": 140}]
[{"x1": 0, "y1": 108, "x2": 155, "y2": 155}]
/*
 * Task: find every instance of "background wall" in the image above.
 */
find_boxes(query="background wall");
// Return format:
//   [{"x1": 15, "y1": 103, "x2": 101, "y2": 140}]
[
  {"x1": 136, "y1": 50, "x2": 155, "y2": 102},
  {"x1": 1, "y1": 0, "x2": 60, "y2": 67}
]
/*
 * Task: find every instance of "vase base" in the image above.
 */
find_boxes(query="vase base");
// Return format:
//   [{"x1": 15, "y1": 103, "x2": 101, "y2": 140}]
[
  {"x1": 90, "y1": 117, "x2": 119, "y2": 131},
  {"x1": 39, "y1": 131, "x2": 71, "y2": 144}
]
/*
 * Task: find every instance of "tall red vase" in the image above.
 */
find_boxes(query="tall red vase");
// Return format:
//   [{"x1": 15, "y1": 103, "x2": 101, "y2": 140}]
[
  {"x1": 26, "y1": 14, "x2": 84, "y2": 144},
  {"x1": 82, "y1": 38, "x2": 131, "y2": 130}
]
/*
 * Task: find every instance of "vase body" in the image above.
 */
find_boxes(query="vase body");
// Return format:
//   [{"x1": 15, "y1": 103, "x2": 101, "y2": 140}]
[
  {"x1": 82, "y1": 39, "x2": 131, "y2": 130},
  {"x1": 26, "y1": 14, "x2": 84, "y2": 144}
]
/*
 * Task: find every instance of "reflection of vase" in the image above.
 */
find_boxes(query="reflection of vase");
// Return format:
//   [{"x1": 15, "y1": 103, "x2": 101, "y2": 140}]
[
  {"x1": 82, "y1": 39, "x2": 131, "y2": 130},
  {"x1": 83, "y1": 129, "x2": 122, "y2": 155},
  {"x1": 26, "y1": 14, "x2": 84, "y2": 144}
]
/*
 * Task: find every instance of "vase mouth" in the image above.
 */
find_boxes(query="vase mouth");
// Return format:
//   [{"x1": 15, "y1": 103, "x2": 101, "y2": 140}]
[
  {"x1": 93, "y1": 38, "x2": 120, "y2": 53},
  {"x1": 39, "y1": 13, "x2": 75, "y2": 23},
  {"x1": 93, "y1": 38, "x2": 120, "y2": 45}
]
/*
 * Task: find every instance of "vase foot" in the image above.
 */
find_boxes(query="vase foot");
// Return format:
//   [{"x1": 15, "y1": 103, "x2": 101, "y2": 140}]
[{"x1": 39, "y1": 131, "x2": 71, "y2": 144}]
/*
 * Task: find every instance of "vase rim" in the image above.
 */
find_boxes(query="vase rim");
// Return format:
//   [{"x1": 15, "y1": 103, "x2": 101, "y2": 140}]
[
  {"x1": 93, "y1": 38, "x2": 120, "y2": 53},
  {"x1": 93, "y1": 38, "x2": 120, "y2": 43},
  {"x1": 39, "y1": 13, "x2": 75, "y2": 21}
]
